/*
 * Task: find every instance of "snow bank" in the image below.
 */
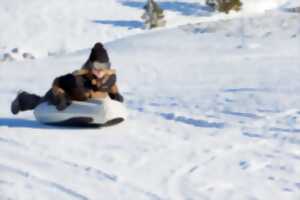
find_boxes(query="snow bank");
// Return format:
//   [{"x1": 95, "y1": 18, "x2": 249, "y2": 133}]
[{"x1": 0, "y1": 0, "x2": 142, "y2": 57}]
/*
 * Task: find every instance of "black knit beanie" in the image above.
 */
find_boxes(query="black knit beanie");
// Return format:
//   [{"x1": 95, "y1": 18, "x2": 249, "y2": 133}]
[{"x1": 89, "y1": 42, "x2": 110, "y2": 63}]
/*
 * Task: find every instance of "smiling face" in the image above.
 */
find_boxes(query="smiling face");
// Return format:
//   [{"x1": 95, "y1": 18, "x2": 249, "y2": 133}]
[
  {"x1": 91, "y1": 68, "x2": 106, "y2": 79},
  {"x1": 90, "y1": 61, "x2": 111, "y2": 79}
]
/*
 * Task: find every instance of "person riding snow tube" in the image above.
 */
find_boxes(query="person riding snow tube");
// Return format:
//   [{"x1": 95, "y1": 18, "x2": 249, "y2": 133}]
[{"x1": 11, "y1": 42, "x2": 126, "y2": 127}]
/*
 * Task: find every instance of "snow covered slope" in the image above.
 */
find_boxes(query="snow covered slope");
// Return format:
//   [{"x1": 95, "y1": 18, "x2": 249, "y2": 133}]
[
  {"x1": 1, "y1": 0, "x2": 300, "y2": 200},
  {"x1": 0, "y1": 0, "x2": 295, "y2": 58},
  {"x1": 0, "y1": 0, "x2": 143, "y2": 57}
]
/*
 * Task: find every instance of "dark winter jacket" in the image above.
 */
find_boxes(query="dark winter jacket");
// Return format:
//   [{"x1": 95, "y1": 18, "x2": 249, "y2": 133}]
[{"x1": 47, "y1": 68, "x2": 123, "y2": 110}]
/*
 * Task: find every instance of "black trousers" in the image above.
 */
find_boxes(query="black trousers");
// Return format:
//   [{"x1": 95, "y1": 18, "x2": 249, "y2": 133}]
[{"x1": 16, "y1": 91, "x2": 46, "y2": 111}]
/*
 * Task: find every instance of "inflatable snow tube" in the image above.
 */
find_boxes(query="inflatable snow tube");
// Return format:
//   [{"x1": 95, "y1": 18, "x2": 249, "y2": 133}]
[{"x1": 33, "y1": 97, "x2": 127, "y2": 127}]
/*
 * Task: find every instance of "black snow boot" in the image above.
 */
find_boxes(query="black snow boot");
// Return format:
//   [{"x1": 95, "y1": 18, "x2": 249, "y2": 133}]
[
  {"x1": 11, "y1": 93, "x2": 21, "y2": 115},
  {"x1": 11, "y1": 91, "x2": 42, "y2": 115}
]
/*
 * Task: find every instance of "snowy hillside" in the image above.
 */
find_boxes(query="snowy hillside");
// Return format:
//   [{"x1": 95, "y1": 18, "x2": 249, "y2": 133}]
[
  {"x1": 1, "y1": 0, "x2": 300, "y2": 200},
  {"x1": 0, "y1": 0, "x2": 295, "y2": 58}
]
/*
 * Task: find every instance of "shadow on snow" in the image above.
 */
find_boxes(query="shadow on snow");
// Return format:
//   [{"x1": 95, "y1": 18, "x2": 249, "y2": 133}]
[
  {"x1": 0, "y1": 118, "x2": 54, "y2": 129},
  {"x1": 92, "y1": 20, "x2": 143, "y2": 29},
  {"x1": 0, "y1": 118, "x2": 102, "y2": 130},
  {"x1": 94, "y1": 1, "x2": 213, "y2": 29},
  {"x1": 160, "y1": 113, "x2": 225, "y2": 129},
  {"x1": 121, "y1": 1, "x2": 213, "y2": 16}
]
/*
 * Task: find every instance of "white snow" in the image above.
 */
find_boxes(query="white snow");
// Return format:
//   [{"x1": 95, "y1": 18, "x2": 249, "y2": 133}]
[
  {"x1": 0, "y1": 0, "x2": 143, "y2": 57},
  {"x1": 1, "y1": 0, "x2": 300, "y2": 199}
]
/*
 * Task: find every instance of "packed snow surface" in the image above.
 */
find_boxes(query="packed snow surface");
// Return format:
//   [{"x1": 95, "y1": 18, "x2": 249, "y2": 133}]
[{"x1": 0, "y1": 0, "x2": 300, "y2": 200}]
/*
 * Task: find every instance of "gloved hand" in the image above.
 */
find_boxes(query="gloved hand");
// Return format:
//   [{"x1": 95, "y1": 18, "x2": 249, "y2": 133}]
[
  {"x1": 55, "y1": 94, "x2": 72, "y2": 111},
  {"x1": 109, "y1": 92, "x2": 124, "y2": 103},
  {"x1": 51, "y1": 88, "x2": 72, "y2": 111}
]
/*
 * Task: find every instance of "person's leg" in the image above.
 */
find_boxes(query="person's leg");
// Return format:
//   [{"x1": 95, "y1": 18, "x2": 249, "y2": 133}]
[{"x1": 11, "y1": 91, "x2": 42, "y2": 114}]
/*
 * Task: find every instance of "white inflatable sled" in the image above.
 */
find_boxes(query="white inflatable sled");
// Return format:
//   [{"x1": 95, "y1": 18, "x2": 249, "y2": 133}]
[{"x1": 34, "y1": 97, "x2": 127, "y2": 127}]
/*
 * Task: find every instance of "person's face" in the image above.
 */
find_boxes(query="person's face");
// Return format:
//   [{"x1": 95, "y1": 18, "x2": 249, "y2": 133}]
[{"x1": 91, "y1": 68, "x2": 105, "y2": 79}]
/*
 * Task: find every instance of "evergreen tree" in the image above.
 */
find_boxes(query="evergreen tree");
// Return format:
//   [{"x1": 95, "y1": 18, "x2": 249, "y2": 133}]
[
  {"x1": 206, "y1": 0, "x2": 218, "y2": 10},
  {"x1": 142, "y1": 0, "x2": 166, "y2": 29},
  {"x1": 206, "y1": 0, "x2": 242, "y2": 14}
]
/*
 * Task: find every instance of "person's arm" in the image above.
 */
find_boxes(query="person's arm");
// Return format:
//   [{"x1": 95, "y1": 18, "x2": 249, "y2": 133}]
[
  {"x1": 103, "y1": 70, "x2": 124, "y2": 102},
  {"x1": 108, "y1": 84, "x2": 124, "y2": 102},
  {"x1": 51, "y1": 77, "x2": 65, "y2": 97},
  {"x1": 50, "y1": 74, "x2": 75, "y2": 110},
  {"x1": 91, "y1": 69, "x2": 124, "y2": 102}
]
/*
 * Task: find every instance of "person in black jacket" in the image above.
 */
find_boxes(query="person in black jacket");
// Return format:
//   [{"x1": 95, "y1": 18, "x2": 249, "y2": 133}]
[{"x1": 11, "y1": 42, "x2": 124, "y2": 115}]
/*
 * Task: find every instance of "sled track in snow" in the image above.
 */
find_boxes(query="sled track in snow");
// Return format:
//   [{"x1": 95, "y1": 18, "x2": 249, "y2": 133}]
[{"x1": 0, "y1": 163, "x2": 89, "y2": 200}]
